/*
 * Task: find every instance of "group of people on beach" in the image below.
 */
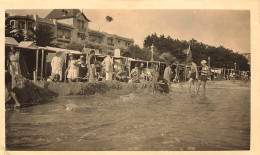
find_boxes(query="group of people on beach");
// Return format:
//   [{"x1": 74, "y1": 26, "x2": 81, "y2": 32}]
[
  {"x1": 187, "y1": 59, "x2": 210, "y2": 96},
  {"x1": 49, "y1": 50, "x2": 115, "y2": 82},
  {"x1": 5, "y1": 45, "x2": 211, "y2": 107},
  {"x1": 162, "y1": 58, "x2": 210, "y2": 96},
  {"x1": 49, "y1": 49, "x2": 163, "y2": 84}
]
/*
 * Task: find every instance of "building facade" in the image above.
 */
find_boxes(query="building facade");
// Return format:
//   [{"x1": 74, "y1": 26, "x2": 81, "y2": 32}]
[{"x1": 6, "y1": 9, "x2": 134, "y2": 49}]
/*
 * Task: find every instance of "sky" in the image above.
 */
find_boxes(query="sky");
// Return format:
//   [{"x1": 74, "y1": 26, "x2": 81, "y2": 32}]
[{"x1": 6, "y1": 9, "x2": 250, "y2": 53}]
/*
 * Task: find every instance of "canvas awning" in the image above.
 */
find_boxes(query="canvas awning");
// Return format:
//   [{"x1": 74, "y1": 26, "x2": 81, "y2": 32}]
[
  {"x1": 18, "y1": 41, "x2": 38, "y2": 48},
  {"x1": 45, "y1": 46, "x2": 82, "y2": 54},
  {"x1": 5, "y1": 37, "x2": 18, "y2": 46}
]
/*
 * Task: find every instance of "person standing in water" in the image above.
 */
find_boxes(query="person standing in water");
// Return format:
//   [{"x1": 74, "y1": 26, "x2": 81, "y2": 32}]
[
  {"x1": 5, "y1": 56, "x2": 20, "y2": 107},
  {"x1": 188, "y1": 59, "x2": 198, "y2": 93},
  {"x1": 196, "y1": 60, "x2": 210, "y2": 96}
]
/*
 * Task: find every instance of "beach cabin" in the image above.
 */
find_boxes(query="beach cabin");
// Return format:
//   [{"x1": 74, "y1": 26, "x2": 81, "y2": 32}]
[{"x1": 5, "y1": 39, "x2": 42, "y2": 79}]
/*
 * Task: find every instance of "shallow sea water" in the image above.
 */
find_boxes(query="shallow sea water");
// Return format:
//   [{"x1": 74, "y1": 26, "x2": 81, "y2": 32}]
[{"x1": 5, "y1": 80, "x2": 250, "y2": 151}]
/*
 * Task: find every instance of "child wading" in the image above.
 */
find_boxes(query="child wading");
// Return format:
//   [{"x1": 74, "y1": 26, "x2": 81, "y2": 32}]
[{"x1": 196, "y1": 60, "x2": 210, "y2": 96}]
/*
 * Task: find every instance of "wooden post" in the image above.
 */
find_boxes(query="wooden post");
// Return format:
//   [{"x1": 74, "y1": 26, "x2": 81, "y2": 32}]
[
  {"x1": 41, "y1": 49, "x2": 44, "y2": 80},
  {"x1": 184, "y1": 65, "x2": 187, "y2": 82},
  {"x1": 128, "y1": 60, "x2": 131, "y2": 77},
  {"x1": 64, "y1": 53, "x2": 67, "y2": 82},
  {"x1": 45, "y1": 52, "x2": 48, "y2": 76},
  {"x1": 227, "y1": 69, "x2": 230, "y2": 80},
  {"x1": 36, "y1": 49, "x2": 39, "y2": 80},
  {"x1": 223, "y1": 68, "x2": 225, "y2": 80}
]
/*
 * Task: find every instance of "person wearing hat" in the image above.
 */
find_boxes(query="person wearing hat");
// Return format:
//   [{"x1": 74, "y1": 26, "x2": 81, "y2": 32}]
[
  {"x1": 187, "y1": 58, "x2": 198, "y2": 93},
  {"x1": 65, "y1": 54, "x2": 80, "y2": 82},
  {"x1": 196, "y1": 60, "x2": 210, "y2": 96},
  {"x1": 102, "y1": 52, "x2": 114, "y2": 80},
  {"x1": 77, "y1": 57, "x2": 88, "y2": 82},
  {"x1": 51, "y1": 51, "x2": 64, "y2": 81}
]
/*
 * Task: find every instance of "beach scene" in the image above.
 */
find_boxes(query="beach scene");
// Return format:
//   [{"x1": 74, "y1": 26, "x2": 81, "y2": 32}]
[{"x1": 4, "y1": 9, "x2": 251, "y2": 151}]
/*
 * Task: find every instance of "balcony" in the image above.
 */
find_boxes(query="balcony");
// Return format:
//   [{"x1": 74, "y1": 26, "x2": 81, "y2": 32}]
[
  {"x1": 107, "y1": 43, "x2": 114, "y2": 46},
  {"x1": 57, "y1": 35, "x2": 71, "y2": 42},
  {"x1": 77, "y1": 26, "x2": 87, "y2": 32}
]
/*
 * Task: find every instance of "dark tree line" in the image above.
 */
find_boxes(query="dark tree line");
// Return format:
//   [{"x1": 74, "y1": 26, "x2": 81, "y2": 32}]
[{"x1": 142, "y1": 33, "x2": 250, "y2": 70}]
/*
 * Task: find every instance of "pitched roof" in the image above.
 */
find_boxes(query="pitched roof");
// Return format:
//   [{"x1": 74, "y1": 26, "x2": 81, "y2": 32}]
[{"x1": 45, "y1": 9, "x2": 91, "y2": 22}]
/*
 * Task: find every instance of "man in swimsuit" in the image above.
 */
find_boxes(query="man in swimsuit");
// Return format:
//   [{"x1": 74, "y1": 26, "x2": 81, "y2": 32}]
[
  {"x1": 188, "y1": 58, "x2": 198, "y2": 93},
  {"x1": 196, "y1": 60, "x2": 210, "y2": 96}
]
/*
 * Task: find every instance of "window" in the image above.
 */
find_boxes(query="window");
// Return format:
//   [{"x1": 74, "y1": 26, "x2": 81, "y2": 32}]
[
  {"x1": 77, "y1": 20, "x2": 80, "y2": 26},
  {"x1": 82, "y1": 21, "x2": 84, "y2": 28},
  {"x1": 27, "y1": 21, "x2": 33, "y2": 29},
  {"x1": 78, "y1": 34, "x2": 85, "y2": 40},
  {"x1": 81, "y1": 35, "x2": 85, "y2": 40},
  {"x1": 18, "y1": 20, "x2": 25, "y2": 29},
  {"x1": 10, "y1": 20, "x2": 15, "y2": 29}
]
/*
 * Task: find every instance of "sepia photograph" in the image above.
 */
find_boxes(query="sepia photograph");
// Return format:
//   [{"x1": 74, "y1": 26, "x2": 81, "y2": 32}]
[{"x1": 3, "y1": 5, "x2": 253, "y2": 152}]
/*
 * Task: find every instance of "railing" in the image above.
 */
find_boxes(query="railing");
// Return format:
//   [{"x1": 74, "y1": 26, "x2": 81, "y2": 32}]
[
  {"x1": 107, "y1": 43, "x2": 114, "y2": 46},
  {"x1": 77, "y1": 26, "x2": 86, "y2": 31},
  {"x1": 65, "y1": 36, "x2": 71, "y2": 39}
]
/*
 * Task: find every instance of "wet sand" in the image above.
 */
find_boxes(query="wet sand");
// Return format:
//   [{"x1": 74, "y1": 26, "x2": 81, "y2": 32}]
[{"x1": 5, "y1": 80, "x2": 250, "y2": 151}]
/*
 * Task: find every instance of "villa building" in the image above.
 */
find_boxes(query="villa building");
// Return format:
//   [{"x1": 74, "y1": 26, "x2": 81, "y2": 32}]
[{"x1": 6, "y1": 9, "x2": 134, "y2": 49}]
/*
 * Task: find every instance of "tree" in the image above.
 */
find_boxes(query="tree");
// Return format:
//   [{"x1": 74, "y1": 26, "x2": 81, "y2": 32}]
[
  {"x1": 61, "y1": 42, "x2": 84, "y2": 51},
  {"x1": 31, "y1": 25, "x2": 56, "y2": 47},
  {"x1": 159, "y1": 52, "x2": 176, "y2": 63},
  {"x1": 143, "y1": 33, "x2": 250, "y2": 70},
  {"x1": 122, "y1": 44, "x2": 160, "y2": 61}
]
